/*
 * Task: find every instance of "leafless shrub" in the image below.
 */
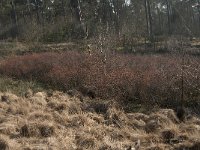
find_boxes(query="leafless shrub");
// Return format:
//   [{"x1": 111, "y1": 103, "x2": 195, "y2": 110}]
[{"x1": 0, "y1": 51, "x2": 199, "y2": 110}]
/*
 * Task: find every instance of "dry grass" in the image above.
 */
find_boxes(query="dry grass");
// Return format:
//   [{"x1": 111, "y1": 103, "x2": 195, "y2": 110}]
[{"x1": 0, "y1": 90, "x2": 199, "y2": 150}]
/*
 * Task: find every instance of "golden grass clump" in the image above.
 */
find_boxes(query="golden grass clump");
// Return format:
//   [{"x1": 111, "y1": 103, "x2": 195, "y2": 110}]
[
  {"x1": 1, "y1": 93, "x2": 19, "y2": 104},
  {"x1": 1, "y1": 95, "x2": 9, "y2": 103},
  {"x1": 146, "y1": 144, "x2": 170, "y2": 150},
  {"x1": 52, "y1": 111, "x2": 68, "y2": 125},
  {"x1": 20, "y1": 123, "x2": 39, "y2": 137},
  {"x1": 86, "y1": 113, "x2": 105, "y2": 124},
  {"x1": 7, "y1": 101, "x2": 30, "y2": 115},
  {"x1": 174, "y1": 142, "x2": 200, "y2": 150},
  {"x1": 20, "y1": 122, "x2": 55, "y2": 138},
  {"x1": 39, "y1": 123, "x2": 55, "y2": 137},
  {"x1": 66, "y1": 102, "x2": 82, "y2": 115},
  {"x1": 47, "y1": 101, "x2": 67, "y2": 112},
  {"x1": 161, "y1": 129, "x2": 176, "y2": 143},
  {"x1": 0, "y1": 123, "x2": 17, "y2": 135},
  {"x1": 105, "y1": 106, "x2": 128, "y2": 127},
  {"x1": 157, "y1": 109, "x2": 179, "y2": 123},
  {"x1": 145, "y1": 119, "x2": 162, "y2": 133},
  {"x1": 147, "y1": 113, "x2": 173, "y2": 126},
  {"x1": 0, "y1": 90, "x2": 199, "y2": 149},
  {"x1": 127, "y1": 112, "x2": 149, "y2": 122},
  {"x1": 66, "y1": 115, "x2": 95, "y2": 128},
  {"x1": 28, "y1": 111, "x2": 53, "y2": 121},
  {"x1": 29, "y1": 92, "x2": 47, "y2": 106},
  {"x1": 75, "y1": 135, "x2": 96, "y2": 149},
  {"x1": 24, "y1": 89, "x2": 33, "y2": 98},
  {"x1": 0, "y1": 136, "x2": 9, "y2": 150}
]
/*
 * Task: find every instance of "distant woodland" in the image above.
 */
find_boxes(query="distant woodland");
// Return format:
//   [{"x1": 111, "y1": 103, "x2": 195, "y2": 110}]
[{"x1": 0, "y1": 0, "x2": 200, "y2": 43}]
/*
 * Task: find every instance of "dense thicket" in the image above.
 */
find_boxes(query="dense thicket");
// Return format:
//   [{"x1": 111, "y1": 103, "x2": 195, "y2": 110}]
[
  {"x1": 0, "y1": 51, "x2": 199, "y2": 110},
  {"x1": 0, "y1": 0, "x2": 199, "y2": 42}
]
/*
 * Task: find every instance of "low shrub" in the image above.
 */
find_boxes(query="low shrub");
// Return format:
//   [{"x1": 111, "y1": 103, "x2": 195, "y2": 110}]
[{"x1": 0, "y1": 51, "x2": 199, "y2": 110}]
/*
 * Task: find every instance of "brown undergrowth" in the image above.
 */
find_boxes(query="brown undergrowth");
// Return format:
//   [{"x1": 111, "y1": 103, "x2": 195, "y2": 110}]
[
  {"x1": 0, "y1": 90, "x2": 199, "y2": 149},
  {"x1": 0, "y1": 51, "x2": 199, "y2": 110}
]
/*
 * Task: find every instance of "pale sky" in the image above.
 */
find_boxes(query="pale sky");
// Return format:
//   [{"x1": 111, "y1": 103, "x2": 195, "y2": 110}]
[{"x1": 126, "y1": 0, "x2": 131, "y2": 5}]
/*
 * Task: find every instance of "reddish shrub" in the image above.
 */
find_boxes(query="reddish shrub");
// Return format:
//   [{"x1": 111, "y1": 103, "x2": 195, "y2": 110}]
[{"x1": 0, "y1": 51, "x2": 199, "y2": 109}]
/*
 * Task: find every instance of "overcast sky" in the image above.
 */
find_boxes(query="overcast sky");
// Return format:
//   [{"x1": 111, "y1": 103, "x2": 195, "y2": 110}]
[{"x1": 126, "y1": 0, "x2": 131, "y2": 5}]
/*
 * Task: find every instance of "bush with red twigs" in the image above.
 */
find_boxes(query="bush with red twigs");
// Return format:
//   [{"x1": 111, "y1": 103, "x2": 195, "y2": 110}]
[{"x1": 0, "y1": 51, "x2": 199, "y2": 110}]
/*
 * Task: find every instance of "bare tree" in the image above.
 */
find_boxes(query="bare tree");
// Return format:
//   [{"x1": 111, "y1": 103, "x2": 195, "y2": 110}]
[
  {"x1": 144, "y1": 0, "x2": 153, "y2": 42},
  {"x1": 10, "y1": 0, "x2": 18, "y2": 38}
]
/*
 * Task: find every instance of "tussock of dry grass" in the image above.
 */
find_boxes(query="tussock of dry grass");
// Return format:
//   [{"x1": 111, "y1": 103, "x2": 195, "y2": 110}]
[
  {"x1": 0, "y1": 90, "x2": 199, "y2": 150},
  {"x1": 0, "y1": 136, "x2": 9, "y2": 150}
]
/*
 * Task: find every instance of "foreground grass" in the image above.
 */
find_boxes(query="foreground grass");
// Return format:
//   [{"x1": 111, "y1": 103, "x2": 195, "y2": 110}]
[{"x1": 0, "y1": 90, "x2": 199, "y2": 149}]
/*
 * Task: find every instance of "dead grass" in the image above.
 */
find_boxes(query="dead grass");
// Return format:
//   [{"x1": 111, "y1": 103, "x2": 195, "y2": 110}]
[
  {"x1": 0, "y1": 90, "x2": 199, "y2": 149},
  {"x1": 0, "y1": 136, "x2": 9, "y2": 150}
]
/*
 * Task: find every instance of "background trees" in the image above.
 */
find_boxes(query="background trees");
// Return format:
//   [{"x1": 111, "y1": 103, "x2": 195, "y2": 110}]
[{"x1": 0, "y1": 0, "x2": 199, "y2": 42}]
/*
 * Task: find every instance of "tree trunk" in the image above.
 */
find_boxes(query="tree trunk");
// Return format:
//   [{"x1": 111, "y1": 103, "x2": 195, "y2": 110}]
[
  {"x1": 35, "y1": 0, "x2": 40, "y2": 23},
  {"x1": 166, "y1": 0, "x2": 171, "y2": 35},
  {"x1": 157, "y1": 6, "x2": 162, "y2": 34},
  {"x1": 198, "y1": 0, "x2": 200, "y2": 32},
  {"x1": 27, "y1": 0, "x2": 32, "y2": 18},
  {"x1": 70, "y1": 0, "x2": 87, "y2": 37},
  {"x1": 147, "y1": 0, "x2": 153, "y2": 41},
  {"x1": 10, "y1": 0, "x2": 18, "y2": 38},
  {"x1": 70, "y1": 0, "x2": 81, "y2": 23},
  {"x1": 144, "y1": 0, "x2": 153, "y2": 42},
  {"x1": 61, "y1": 0, "x2": 66, "y2": 18},
  {"x1": 144, "y1": 0, "x2": 149, "y2": 38},
  {"x1": 115, "y1": 0, "x2": 120, "y2": 37}
]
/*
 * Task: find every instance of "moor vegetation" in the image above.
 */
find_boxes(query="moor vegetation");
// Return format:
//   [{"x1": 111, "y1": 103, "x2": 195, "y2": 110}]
[
  {"x1": 0, "y1": 51, "x2": 199, "y2": 112},
  {"x1": 0, "y1": 0, "x2": 200, "y2": 149}
]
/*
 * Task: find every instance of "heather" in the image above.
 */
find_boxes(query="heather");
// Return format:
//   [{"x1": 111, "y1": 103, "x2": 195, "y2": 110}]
[{"x1": 0, "y1": 51, "x2": 199, "y2": 110}]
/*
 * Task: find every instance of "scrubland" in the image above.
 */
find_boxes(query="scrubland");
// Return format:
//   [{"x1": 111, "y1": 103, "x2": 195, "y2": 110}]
[
  {"x1": 0, "y1": 51, "x2": 199, "y2": 111},
  {"x1": 0, "y1": 42, "x2": 199, "y2": 150}
]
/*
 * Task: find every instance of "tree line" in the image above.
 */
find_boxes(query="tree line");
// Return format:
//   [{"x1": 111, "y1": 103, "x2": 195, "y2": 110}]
[{"x1": 0, "y1": 0, "x2": 199, "y2": 42}]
